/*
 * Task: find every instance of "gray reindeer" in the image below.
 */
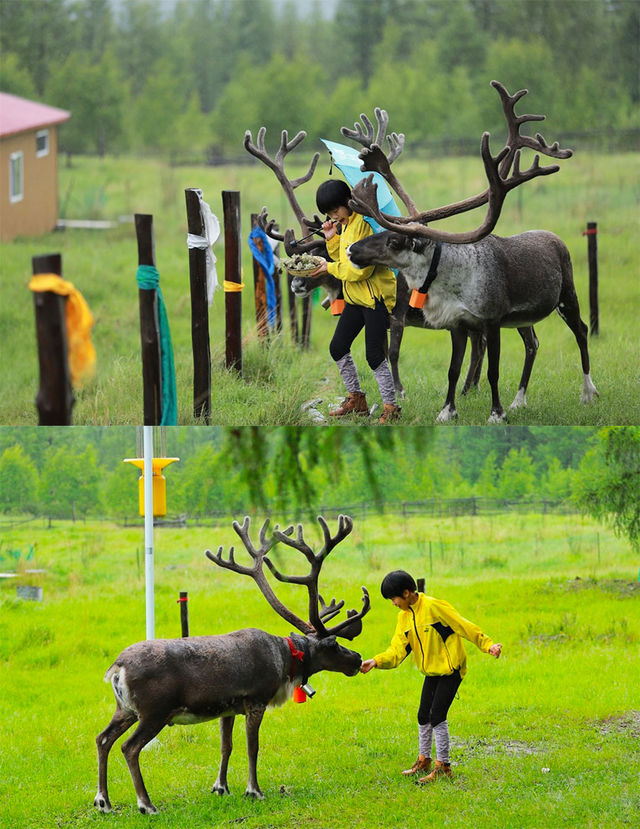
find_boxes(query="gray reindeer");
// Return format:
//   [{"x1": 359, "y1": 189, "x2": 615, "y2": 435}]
[
  {"x1": 244, "y1": 123, "x2": 488, "y2": 400},
  {"x1": 345, "y1": 82, "x2": 598, "y2": 422},
  {"x1": 94, "y1": 514, "x2": 368, "y2": 814}
]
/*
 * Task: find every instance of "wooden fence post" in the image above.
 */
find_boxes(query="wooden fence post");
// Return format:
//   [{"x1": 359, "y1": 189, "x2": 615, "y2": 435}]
[
  {"x1": 185, "y1": 189, "x2": 212, "y2": 422},
  {"x1": 135, "y1": 214, "x2": 162, "y2": 425},
  {"x1": 178, "y1": 591, "x2": 189, "y2": 637},
  {"x1": 250, "y1": 213, "x2": 270, "y2": 342},
  {"x1": 584, "y1": 221, "x2": 599, "y2": 335},
  {"x1": 301, "y1": 294, "x2": 312, "y2": 349},
  {"x1": 222, "y1": 191, "x2": 242, "y2": 373},
  {"x1": 31, "y1": 253, "x2": 74, "y2": 424}
]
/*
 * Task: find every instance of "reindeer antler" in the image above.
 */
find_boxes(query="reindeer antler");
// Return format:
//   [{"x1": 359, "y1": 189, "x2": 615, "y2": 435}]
[
  {"x1": 206, "y1": 515, "x2": 370, "y2": 640},
  {"x1": 243, "y1": 127, "x2": 324, "y2": 253},
  {"x1": 343, "y1": 81, "x2": 573, "y2": 242},
  {"x1": 206, "y1": 517, "x2": 314, "y2": 635}
]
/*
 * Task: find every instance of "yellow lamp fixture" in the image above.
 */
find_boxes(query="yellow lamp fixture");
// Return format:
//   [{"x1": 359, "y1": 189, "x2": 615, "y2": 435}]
[{"x1": 123, "y1": 457, "x2": 179, "y2": 517}]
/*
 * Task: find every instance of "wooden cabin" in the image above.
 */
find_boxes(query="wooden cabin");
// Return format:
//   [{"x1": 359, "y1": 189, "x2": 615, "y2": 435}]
[{"x1": 0, "y1": 92, "x2": 70, "y2": 242}]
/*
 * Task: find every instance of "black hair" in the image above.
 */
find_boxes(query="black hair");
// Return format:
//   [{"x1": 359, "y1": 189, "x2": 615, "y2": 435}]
[
  {"x1": 380, "y1": 570, "x2": 417, "y2": 599},
  {"x1": 316, "y1": 179, "x2": 352, "y2": 214}
]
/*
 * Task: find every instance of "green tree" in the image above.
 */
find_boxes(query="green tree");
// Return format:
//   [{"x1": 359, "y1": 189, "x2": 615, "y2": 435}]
[
  {"x1": 102, "y1": 462, "x2": 139, "y2": 519},
  {"x1": 573, "y1": 427, "x2": 640, "y2": 552},
  {"x1": 0, "y1": 53, "x2": 37, "y2": 98},
  {"x1": 0, "y1": 445, "x2": 38, "y2": 514},
  {"x1": 39, "y1": 445, "x2": 101, "y2": 519},
  {"x1": 497, "y1": 447, "x2": 536, "y2": 499}
]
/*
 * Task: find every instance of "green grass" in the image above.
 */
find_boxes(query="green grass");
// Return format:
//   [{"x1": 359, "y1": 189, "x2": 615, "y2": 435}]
[
  {"x1": 0, "y1": 511, "x2": 638, "y2": 827},
  {"x1": 1, "y1": 151, "x2": 638, "y2": 425}
]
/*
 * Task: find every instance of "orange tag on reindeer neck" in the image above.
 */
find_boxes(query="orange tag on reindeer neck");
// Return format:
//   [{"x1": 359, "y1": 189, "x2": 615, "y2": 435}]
[
  {"x1": 293, "y1": 686, "x2": 307, "y2": 703},
  {"x1": 330, "y1": 298, "x2": 345, "y2": 316},
  {"x1": 409, "y1": 290, "x2": 427, "y2": 309}
]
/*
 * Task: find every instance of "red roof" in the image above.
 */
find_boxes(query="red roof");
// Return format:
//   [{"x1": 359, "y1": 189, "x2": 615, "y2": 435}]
[{"x1": 0, "y1": 92, "x2": 71, "y2": 138}]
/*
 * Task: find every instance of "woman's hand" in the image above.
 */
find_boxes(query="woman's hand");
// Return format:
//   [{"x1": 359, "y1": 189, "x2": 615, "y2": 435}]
[
  {"x1": 360, "y1": 658, "x2": 377, "y2": 674},
  {"x1": 322, "y1": 219, "x2": 337, "y2": 240},
  {"x1": 489, "y1": 643, "x2": 502, "y2": 658},
  {"x1": 309, "y1": 257, "x2": 329, "y2": 277}
]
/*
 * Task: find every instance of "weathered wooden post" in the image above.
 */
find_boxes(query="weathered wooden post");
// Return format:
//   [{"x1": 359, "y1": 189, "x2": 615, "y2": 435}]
[
  {"x1": 222, "y1": 191, "x2": 242, "y2": 374},
  {"x1": 417, "y1": 577, "x2": 425, "y2": 593},
  {"x1": 301, "y1": 295, "x2": 312, "y2": 349},
  {"x1": 135, "y1": 214, "x2": 162, "y2": 425},
  {"x1": 178, "y1": 591, "x2": 189, "y2": 637},
  {"x1": 185, "y1": 189, "x2": 212, "y2": 422},
  {"x1": 31, "y1": 253, "x2": 74, "y2": 425},
  {"x1": 584, "y1": 221, "x2": 599, "y2": 335},
  {"x1": 250, "y1": 213, "x2": 270, "y2": 342}
]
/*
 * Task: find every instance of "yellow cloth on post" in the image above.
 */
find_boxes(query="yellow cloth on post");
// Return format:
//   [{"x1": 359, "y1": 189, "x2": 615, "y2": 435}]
[
  {"x1": 28, "y1": 274, "x2": 96, "y2": 388},
  {"x1": 223, "y1": 280, "x2": 244, "y2": 292}
]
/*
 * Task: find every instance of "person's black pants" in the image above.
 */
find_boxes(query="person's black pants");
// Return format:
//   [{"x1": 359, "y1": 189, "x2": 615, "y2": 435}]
[
  {"x1": 417, "y1": 669, "x2": 462, "y2": 726},
  {"x1": 329, "y1": 299, "x2": 388, "y2": 370}
]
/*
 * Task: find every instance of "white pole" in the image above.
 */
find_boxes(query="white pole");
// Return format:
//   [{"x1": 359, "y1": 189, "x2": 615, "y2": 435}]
[{"x1": 143, "y1": 425, "x2": 154, "y2": 639}]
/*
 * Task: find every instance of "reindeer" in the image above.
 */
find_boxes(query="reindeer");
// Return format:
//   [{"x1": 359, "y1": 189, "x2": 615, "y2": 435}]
[
  {"x1": 345, "y1": 82, "x2": 598, "y2": 422},
  {"x1": 243, "y1": 123, "x2": 489, "y2": 400},
  {"x1": 94, "y1": 514, "x2": 369, "y2": 814}
]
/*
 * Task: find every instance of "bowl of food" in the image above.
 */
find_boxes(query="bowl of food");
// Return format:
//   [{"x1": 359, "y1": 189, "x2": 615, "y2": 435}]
[{"x1": 282, "y1": 253, "x2": 323, "y2": 277}]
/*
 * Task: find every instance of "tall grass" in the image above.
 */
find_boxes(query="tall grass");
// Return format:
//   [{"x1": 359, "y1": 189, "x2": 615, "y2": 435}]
[
  {"x1": 1, "y1": 151, "x2": 638, "y2": 425},
  {"x1": 0, "y1": 512, "x2": 638, "y2": 827}
]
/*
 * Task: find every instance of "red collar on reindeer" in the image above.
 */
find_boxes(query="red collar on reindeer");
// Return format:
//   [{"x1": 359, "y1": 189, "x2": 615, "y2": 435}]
[{"x1": 286, "y1": 636, "x2": 305, "y2": 681}]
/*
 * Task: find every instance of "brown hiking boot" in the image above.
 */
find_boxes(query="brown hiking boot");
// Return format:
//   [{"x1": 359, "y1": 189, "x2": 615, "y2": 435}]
[
  {"x1": 401, "y1": 755, "x2": 432, "y2": 776},
  {"x1": 418, "y1": 760, "x2": 453, "y2": 783},
  {"x1": 378, "y1": 403, "x2": 401, "y2": 424},
  {"x1": 329, "y1": 391, "x2": 369, "y2": 417}
]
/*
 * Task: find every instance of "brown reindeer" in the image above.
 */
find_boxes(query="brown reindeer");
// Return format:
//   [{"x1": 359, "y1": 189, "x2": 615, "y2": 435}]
[
  {"x1": 346, "y1": 82, "x2": 598, "y2": 422},
  {"x1": 94, "y1": 514, "x2": 368, "y2": 814}
]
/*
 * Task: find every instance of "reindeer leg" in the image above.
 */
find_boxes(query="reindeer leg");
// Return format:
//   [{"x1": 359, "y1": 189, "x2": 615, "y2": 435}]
[
  {"x1": 556, "y1": 285, "x2": 599, "y2": 403},
  {"x1": 461, "y1": 330, "x2": 486, "y2": 395},
  {"x1": 244, "y1": 704, "x2": 266, "y2": 800},
  {"x1": 510, "y1": 326, "x2": 539, "y2": 409},
  {"x1": 94, "y1": 707, "x2": 137, "y2": 813},
  {"x1": 212, "y1": 715, "x2": 235, "y2": 795},
  {"x1": 121, "y1": 715, "x2": 167, "y2": 814},
  {"x1": 486, "y1": 323, "x2": 507, "y2": 423},
  {"x1": 436, "y1": 328, "x2": 467, "y2": 422},
  {"x1": 389, "y1": 314, "x2": 407, "y2": 398}
]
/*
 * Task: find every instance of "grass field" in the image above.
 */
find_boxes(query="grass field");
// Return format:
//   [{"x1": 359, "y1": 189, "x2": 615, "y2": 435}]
[
  {"x1": 0, "y1": 510, "x2": 638, "y2": 828},
  {"x1": 1, "y1": 150, "x2": 638, "y2": 425}
]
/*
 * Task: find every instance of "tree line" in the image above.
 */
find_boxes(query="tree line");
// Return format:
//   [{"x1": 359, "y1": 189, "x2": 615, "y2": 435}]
[
  {"x1": 1, "y1": 0, "x2": 637, "y2": 162},
  {"x1": 1, "y1": 426, "x2": 638, "y2": 554}
]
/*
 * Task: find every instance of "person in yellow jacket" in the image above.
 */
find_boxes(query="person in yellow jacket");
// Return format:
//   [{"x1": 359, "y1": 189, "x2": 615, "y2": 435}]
[
  {"x1": 360, "y1": 570, "x2": 502, "y2": 783},
  {"x1": 309, "y1": 179, "x2": 400, "y2": 423}
]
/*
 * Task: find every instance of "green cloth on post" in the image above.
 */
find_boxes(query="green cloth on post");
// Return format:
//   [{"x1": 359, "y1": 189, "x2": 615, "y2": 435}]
[{"x1": 136, "y1": 265, "x2": 177, "y2": 425}]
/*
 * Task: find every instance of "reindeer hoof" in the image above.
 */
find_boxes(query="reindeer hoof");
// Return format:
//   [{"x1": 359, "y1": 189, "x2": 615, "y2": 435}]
[
  {"x1": 509, "y1": 388, "x2": 527, "y2": 409},
  {"x1": 581, "y1": 374, "x2": 599, "y2": 403},
  {"x1": 137, "y1": 799, "x2": 158, "y2": 815},
  {"x1": 94, "y1": 793, "x2": 111, "y2": 813},
  {"x1": 212, "y1": 783, "x2": 230, "y2": 796},
  {"x1": 244, "y1": 788, "x2": 265, "y2": 800},
  {"x1": 487, "y1": 410, "x2": 507, "y2": 424},
  {"x1": 435, "y1": 404, "x2": 457, "y2": 423}
]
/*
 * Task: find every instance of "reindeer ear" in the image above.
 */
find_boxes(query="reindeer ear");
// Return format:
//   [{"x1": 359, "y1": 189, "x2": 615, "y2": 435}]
[{"x1": 320, "y1": 635, "x2": 338, "y2": 648}]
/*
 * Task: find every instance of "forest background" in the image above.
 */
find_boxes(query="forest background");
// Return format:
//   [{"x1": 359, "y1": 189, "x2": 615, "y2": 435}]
[
  {"x1": 1, "y1": 0, "x2": 638, "y2": 163},
  {"x1": 1, "y1": 426, "x2": 638, "y2": 552}
]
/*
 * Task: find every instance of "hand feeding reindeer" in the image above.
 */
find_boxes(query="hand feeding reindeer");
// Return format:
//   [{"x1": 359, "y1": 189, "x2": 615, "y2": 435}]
[
  {"x1": 94, "y1": 514, "x2": 368, "y2": 814},
  {"x1": 346, "y1": 81, "x2": 598, "y2": 423}
]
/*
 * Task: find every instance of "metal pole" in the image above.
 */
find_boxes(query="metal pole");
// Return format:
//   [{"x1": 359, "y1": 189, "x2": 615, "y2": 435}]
[{"x1": 143, "y1": 425, "x2": 154, "y2": 639}]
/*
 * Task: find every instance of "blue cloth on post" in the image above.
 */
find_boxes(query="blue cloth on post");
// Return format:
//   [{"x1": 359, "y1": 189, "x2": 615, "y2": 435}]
[
  {"x1": 136, "y1": 265, "x2": 177, "y2": 425},
  {"x1": 248, "y1": 226, "x2": 277, "y2": 327}
]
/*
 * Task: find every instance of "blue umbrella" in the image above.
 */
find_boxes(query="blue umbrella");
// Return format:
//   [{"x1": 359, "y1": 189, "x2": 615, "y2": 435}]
[{"x1": 320, "y1": 138, "x2": 402, "y2": 233}]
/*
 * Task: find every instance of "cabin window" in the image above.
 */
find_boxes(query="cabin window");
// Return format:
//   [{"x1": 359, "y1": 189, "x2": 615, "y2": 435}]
[
  {"x1": 36, "y1": 129, "x2": 49, "y2": 157},
  {"x1": 9, "y1": 151, "x2": 23, "y2": 203}
]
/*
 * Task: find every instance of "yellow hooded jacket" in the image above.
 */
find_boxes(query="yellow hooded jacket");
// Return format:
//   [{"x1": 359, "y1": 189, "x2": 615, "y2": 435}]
[
  {"x1": 373, "y1": 593, "x2": 494, "y2": 678},
  {"x1": 325, "y1": 212, "x2": 396, "y2": 312}
]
